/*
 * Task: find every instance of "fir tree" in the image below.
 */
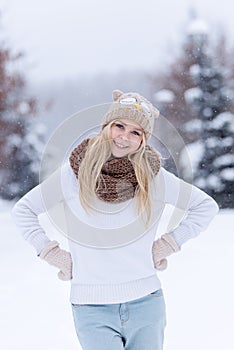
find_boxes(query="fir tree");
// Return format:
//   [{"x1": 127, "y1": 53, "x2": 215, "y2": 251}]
[
  {"x1": 187, "y1": 22, "x2": 234, "y2": 208},
  {"x1": 0, "y1": 21, "x2": 45, "y2": 200},
  {"x1": 152, "y1": 16, "x2": 234, "y2": 207},
  {"x1": 151, "y1": 18, "x2": 209, "y2": 173}
]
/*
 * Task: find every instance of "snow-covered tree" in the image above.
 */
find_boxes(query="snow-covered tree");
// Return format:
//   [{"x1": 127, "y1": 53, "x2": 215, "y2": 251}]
[
  {"x1": 0, "y1": 28, "x2": 46, "y2": 200},
  {"x1": 152, "y1": 21, "x2": 206, "y2": 142},
  {"x1": 152, "y1": 15, "x2": 234, "y2": 142},
  {"x1": 151, "y1": 18, "x2": 209, "y2": 174},
  {"x1": 151, "y1": 15, "x2": 234, "y2": 207},
  {"x1": 184, "y1": 20, "x2": 234, "y2": 208}
]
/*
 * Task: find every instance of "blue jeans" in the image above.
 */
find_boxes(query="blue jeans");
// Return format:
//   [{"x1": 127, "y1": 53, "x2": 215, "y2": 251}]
[{"x1": 71, "y1": 289, "x2": 166, "y2": 350}]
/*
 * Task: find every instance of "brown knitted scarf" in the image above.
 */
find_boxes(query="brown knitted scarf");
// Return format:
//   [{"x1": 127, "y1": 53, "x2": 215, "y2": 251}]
[{"x1": 69, "y1": 138, "x2": 161, "y2": 203}]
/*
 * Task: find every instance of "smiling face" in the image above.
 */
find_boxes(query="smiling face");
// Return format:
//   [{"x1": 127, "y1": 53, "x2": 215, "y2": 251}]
[{"x1": 109, "y1": 118, "x2": 144, "y2": 158}]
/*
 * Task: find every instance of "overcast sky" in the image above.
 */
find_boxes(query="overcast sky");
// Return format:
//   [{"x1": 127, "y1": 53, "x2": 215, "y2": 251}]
[{"x1": 0, "y1": 0, "x2": 233, "y2": 83}]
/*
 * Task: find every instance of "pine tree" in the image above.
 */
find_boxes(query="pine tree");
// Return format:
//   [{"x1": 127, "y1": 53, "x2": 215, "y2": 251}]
[
  {"x1": 151, "y1": 19, "x2": 208, "y2": 174},
  {"x1": 186, "y1": 21, "x2": 234, "y2": 208},
  {"x1": 0, "y1": 27, "x2": 45, "y2": 200},
  {"x1": 151, "y1": 16, "x2": 234, "y2": 207}
]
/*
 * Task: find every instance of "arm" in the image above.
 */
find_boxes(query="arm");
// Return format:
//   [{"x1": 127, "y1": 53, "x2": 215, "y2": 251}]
[
  {"x1": 12, "y1": 166, "x2": 65, "y2": 254},
  {"x1": 11, "y1": 166, "x2": 73, "y2": 280},
  {"x1": 11, "y1": 183, "x2": 51, "y2": 255},
  {"x1": 161, "y1": 167, "x2": 219, "y2": 247},
  {"x1": 152, "y1": 167, "x2": 219, "y2": 270}
]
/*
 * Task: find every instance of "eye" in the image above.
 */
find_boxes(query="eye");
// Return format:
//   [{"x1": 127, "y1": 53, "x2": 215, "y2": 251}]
[
  {"x1": 119, "y1": 97, "x2": 137, "y2": 105},
  {"x1": 131, "y1": 130, "x2": 141, "y2": 136},
  {"x1": 114, "y1": 123, "x2": 124, "y2": 129}
]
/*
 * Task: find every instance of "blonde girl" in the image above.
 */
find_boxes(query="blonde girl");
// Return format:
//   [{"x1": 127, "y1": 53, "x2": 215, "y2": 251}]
[{"x1": 12, "y1": 90, "x2": 219, "y2": 350}]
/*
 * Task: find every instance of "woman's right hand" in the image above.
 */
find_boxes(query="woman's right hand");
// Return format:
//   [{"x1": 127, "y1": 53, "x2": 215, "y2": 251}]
[{"x1": 39, "y1": 241, "x2": 73, "y2": 281}]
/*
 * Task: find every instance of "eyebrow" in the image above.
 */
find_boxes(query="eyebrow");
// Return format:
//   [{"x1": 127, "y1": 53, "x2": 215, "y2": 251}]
[{"x1": 118, "y1": 121, "x2": 143, "y2": 133}]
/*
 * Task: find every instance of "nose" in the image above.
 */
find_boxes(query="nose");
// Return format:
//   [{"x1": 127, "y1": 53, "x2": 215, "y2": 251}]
[{"x1": 118, "y1": 129, "x2": 129, "y2": 140}]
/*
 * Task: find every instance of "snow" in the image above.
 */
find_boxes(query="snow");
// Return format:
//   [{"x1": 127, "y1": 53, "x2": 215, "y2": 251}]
[
  {"x1": 206, "y1": 174, "x2": 223, "y2": 189},
  {"x1": 154, "y1": 89, "x2": 175, "y2": 103},
  {"x1": 6, "y1": 134, "x2": 22, "y2": 148},
  {"x1": 189, "y1": 64, "x2": 200, "y2": 78},
  {"x1": 183, "y1": 119, "x2": 202, "y2": 133},
  {"x1": 1, "y1": 201, "x2": 234, "y2": 350},
  {"x1": 187, "y1": 18, "x2": 209, "y2": 36},
  {"x1": 220, "y1": 167, "x2": 234, "y2": 181},
  {"x1": 221, "y1": 87, "x2": 234, "y2": 101},
  {"x1": 209, "y1": 112, "x2": 234, "y2": 131},
  {"x1": 214, "y1": 154, "x2": 234, "y2": 167},
  {"x1": 194, "y1": 177, "x2": 206, "y2": 189},
  {"x1": 184, "y1": 87, "x2": 202, "y2": 104},
  {"x1": 206, "y1": 136, "x2": 232, "y2": 148},
  {"x1": 179, "y1": 141, "x2": 203, "y2": 180},
  {"x1": 17, "y1": 101, "x2": 31, "y2": 115}
]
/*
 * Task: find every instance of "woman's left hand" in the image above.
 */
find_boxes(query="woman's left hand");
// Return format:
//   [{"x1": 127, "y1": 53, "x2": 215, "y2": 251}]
[{"x1": 152, "y1": 233, "x2": 180, "y2": 271}]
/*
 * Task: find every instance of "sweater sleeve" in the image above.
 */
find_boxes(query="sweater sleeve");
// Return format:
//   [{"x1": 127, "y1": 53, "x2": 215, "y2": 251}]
[
  {"x1": 11, "y1": 166, "x2": 66, "y2": 255},
  {"x1": 159, "y1": 167, "x2": 219, "y2": 247}
]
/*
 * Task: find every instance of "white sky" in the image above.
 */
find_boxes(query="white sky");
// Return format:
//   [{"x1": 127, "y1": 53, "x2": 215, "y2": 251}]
[{"x1": 0, "y1": 0, "x2": 233, "y2": 83}]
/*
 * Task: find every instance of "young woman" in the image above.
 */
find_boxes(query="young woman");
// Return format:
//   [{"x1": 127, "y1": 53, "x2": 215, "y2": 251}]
[{"x1": 12, "y1": 90, "x2": 219, "y2": 350}]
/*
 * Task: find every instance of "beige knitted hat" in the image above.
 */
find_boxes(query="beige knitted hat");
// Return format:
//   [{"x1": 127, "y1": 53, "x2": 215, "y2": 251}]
[{"x1": 102, "y1": 90, "x2": 160, "y2": 138}]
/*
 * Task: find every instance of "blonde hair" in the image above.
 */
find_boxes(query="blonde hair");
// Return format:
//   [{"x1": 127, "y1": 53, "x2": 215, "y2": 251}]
[{"x1": 78, "y1": 120, "x2": 155, "y2": 226}]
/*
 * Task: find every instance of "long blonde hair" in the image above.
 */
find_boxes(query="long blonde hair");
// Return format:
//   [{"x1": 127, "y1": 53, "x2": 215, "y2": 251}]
[{"x1": 78, "y1": 120, "x2": 155, "y2": 225}]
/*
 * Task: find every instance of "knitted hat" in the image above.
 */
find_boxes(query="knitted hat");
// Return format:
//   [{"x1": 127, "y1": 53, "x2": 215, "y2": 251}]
[{"x1": 102, "y1": 90, "x2": 160, "y2": 138}]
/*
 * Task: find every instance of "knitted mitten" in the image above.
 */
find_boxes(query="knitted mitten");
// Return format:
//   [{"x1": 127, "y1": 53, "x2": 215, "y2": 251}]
[
  {"x1": 39, "y1": 241, "x2": 72, "y2": 281},
  {"x1": 152, "y1": 233, "x2": 180, "y2": 271}
]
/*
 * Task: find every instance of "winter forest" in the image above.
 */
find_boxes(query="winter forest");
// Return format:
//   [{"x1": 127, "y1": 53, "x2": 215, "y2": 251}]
[{"x1": 0, "y1": 14, "x2": 233, "y2": 209}]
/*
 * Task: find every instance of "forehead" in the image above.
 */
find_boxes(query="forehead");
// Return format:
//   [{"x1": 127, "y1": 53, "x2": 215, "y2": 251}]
[{"x1": 117, "y1": 118, "x2": 143, "y2": 131}]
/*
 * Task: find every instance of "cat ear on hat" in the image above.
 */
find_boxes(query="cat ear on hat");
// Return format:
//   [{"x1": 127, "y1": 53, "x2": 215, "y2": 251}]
[
  {"x1": 140, "y1": 98, "x2": 160, "y2": 120},
  {"x1": 112, "y1": 90, "x2": 123, "y2": 101},
  {"x1": 111, "y1": 89, "x2": 160, "y2": 119}
]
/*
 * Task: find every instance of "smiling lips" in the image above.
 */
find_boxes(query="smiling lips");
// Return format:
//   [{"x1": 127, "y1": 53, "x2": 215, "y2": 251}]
[{"x1": 113, "y1": 140, "x2": 129, "y2": 149}]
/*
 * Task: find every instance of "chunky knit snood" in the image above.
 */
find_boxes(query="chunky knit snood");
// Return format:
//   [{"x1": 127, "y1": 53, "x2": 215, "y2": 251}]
[{"x1": 69, "y1": 138, "x2": 161, "y2": 203}]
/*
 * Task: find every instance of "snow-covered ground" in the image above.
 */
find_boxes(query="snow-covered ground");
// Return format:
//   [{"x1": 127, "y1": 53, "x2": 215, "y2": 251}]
[{"x1": 1, "y1": 199, "x2": 234, "y2": 350}]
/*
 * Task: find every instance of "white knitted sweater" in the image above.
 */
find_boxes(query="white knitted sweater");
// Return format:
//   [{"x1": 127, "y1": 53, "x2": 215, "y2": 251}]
[{"x1": 12, "y1": 164, "x2": 219, "y2": 304}]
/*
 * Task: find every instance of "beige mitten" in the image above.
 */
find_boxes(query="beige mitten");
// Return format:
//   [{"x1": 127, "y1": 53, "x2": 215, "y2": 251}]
[
  {"x1": 39, "y1": 241, "x2": 72, "y2": 281},
  {"x1": 152, "y1": 233, "x2": 180, "y2": 271}
]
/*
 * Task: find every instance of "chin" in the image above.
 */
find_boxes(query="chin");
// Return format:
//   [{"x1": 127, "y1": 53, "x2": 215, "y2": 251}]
[{"x1": 112, "y1": 153, "x2": 127, "y2": 158}]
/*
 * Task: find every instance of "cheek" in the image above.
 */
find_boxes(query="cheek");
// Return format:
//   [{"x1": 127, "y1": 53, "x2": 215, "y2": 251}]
[{"x1": 130, "y1": 138, "x2": 142, "y2": 150}]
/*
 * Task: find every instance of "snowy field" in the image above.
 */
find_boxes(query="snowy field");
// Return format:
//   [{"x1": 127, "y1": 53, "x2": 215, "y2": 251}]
[{"x1": 1, "y1": 199, "x2": 234, "y2": 350}]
